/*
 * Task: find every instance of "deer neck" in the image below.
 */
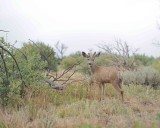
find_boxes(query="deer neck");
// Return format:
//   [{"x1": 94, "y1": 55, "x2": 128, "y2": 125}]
[{"x1": 90, "y1": 63, "x2": 98, "y2": 73}]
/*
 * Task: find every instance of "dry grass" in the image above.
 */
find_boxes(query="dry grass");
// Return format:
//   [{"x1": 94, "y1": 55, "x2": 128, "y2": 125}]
[{"x1": 1, "y1": 73, "x2": 160, "y2": 128}]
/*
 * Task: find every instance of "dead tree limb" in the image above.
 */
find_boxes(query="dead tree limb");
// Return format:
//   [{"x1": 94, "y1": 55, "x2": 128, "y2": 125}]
[
  {"x1": 45, "y1": 62, "x2": 81, "y2": 90},
  {"x1": 97, "y1": 39, "x2": 139, "y2": 70},
  {"x1": 0, "y1": 30, "x2": 9, "y2": 32},
  {"x1": 54, "y1": 41, "x2": 67, "y2": 61}
]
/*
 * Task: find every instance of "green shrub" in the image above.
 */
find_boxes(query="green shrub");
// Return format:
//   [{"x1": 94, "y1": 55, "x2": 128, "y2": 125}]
[
  {"x1": 77, "y1": 123, "x2": 100, "y2": 128},
  {"x1": 60, "y1": 52, "x2": 90, "y2": 74},
  {"x1": 152, "y1": 59, "x2": 160, "y2": 73},
  {"x1": 156, "y1": 113, "x2": 160, "y2": 121},
  {"x1": 135, "y1": 54, "x2": 155, "y2": 66},
  {"x1": 61, "y1": 56, "x2": 78, "y2": 69},
  {"x1": 95, "y1": 54, "x2": 112, "y2": 66},
  {"x1": 14, "y1": 42, "x2": 58, "y2": 85},
  {"x1": 0, "y1": 122, "x2": 6, "y2": 128},
  {"x1": 123, "y1": 67, "x2": 160, "y2": 88}
]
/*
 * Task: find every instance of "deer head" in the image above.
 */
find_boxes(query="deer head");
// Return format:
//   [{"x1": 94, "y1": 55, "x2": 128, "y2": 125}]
[{"x1": 82, "y1": 52, "x2": 100, "y2": 66}]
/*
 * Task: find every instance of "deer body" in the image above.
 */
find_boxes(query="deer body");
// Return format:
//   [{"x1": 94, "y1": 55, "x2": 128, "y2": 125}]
[
  {"x1": 91, "y1": 66, "x2": 120, "y2": 83},
  {"x1": 82, "y1": 52, "x2": 124, "y2": 102}
]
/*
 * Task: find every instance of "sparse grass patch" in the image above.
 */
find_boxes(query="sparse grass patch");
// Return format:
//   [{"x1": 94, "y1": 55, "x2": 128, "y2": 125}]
[
  {"x1": 76, "y1": 123, "x2": 101, "y2": 128},
  {"x1": 125, "y1": 85, "x2": 160, "y2": 101},
  {"x1": 132, "y1": 119, "x2": 145, "y2": 128},
  {"x1": 156, "y1": 113, "x2": 160, "y2": 122},
  {"x1": 0, "y1": 122, "x2": 6, "y2": 128},
  {"x1": 1, "y1": 81, "x2": 160, "y2": 128},
  {"x1": 105, "y1": 84, "x2": 118, "y2": 99}
]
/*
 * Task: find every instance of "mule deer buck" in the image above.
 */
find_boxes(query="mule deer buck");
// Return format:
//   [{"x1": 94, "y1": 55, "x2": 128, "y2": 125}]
[{"x1": 82, "y1": 51, "x2": 124, "y2": 102}]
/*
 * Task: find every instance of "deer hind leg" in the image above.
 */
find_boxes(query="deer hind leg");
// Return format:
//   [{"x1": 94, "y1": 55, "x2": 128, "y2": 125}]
[
  {"x1": 118, "y1": 79, "x2": 124, "y2": 102},
  {"x1": 112, "y1": 81, "x2": 124, "y2": 102},
  {"x1": 99, "y1": 84, "x2": 103, "y2": 101},
  {"x1": 102, "y1": 84, "x2": 105, "y2": 100},
  {"x1": 118, "y1": 83, "x2": 124, "y2": 102}
]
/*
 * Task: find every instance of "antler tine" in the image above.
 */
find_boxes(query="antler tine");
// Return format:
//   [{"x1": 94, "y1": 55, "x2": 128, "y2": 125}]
[{"x1": 93, "y1": 52, "x2": 96, "y2": 57}]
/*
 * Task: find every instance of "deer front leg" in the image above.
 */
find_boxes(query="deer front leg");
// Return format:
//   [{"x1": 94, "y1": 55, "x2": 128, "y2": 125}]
[
  {"x1": 99, "y1": 84, "x2": 103, "y2": 101},
  {"x1": 87, "y1": 76, "x2": 93, "y2": 92}
]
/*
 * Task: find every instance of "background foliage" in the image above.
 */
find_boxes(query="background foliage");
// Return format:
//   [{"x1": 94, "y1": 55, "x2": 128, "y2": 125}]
[{"x1": 0, "y1": 38, "x2": 160, "y2": 127}]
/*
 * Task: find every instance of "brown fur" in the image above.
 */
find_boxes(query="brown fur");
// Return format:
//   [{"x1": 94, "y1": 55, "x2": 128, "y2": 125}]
[{"x1": 82, "y1": 51, "x2": 124, "y2": 102}]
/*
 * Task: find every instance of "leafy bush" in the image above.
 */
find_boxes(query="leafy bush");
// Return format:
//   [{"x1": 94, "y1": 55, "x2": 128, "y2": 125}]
[
  {"x1": 135, "y1": 54, "x2": 155, "y2": 66},
  {"x1": 0, "y1": 40, "x2": 57, "y2": 110},
  {"x1": 60, "y1": 51, "x2": 90, "y2": 74},
  {"x1": 34, "y1": 42, "x2": 57, "y2": 71},
  {"x1": 123, "y1": 67, "x2": 160, "y2": 88},
  {"x1": 0, "y1": 38, "x2": 25, "y2": 110},
  {"x1": 95, "y1": 53, "x2": 112, "y2": 66},
  {"x1": 14, "y1": 42, "x2": 58, "y2": 84},
  {"x1": 61, "y1": 56, "x2": 78, "y2": 69},
  {"x1": 152, "y1": 59, "x2": 160, "y2": 73},
  {"x1": 14, "y1": 43, "x2": 47, "y2": 85}
]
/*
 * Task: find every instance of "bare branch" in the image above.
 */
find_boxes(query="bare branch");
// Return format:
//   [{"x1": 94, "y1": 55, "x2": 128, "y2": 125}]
[
  {"x1": 45, "y1": 62, "x2": 81, "y2": 90},
  {"x1": 54, "y1": 41, "x2": 67, "y2": 60},
  {"x1": 0, "y1": 30, "x2": 9, "y2": 32},
  {"x1": 97, "y1": 39, "x2": 138, "y2": 70},
  {"x1": 153, "y1": 40, "x2": 160, "y2": 47}
]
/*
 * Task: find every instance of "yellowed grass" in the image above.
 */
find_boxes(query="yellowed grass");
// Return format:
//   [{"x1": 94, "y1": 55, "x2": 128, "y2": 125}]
[{"x1": 0, "y1": 73, "x2": 160, "y2": 128}]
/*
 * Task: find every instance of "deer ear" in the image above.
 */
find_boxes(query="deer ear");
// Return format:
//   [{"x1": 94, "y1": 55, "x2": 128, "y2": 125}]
[
  {"x1": 93, "y1": 52, "x2": 96, "y2": 56},
  {"x1": 96, "y1": 52, "x2": 100, "y2": 57},
  {"x1": 82, "y1": 52, "x2": 88, "y2": 58}
]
